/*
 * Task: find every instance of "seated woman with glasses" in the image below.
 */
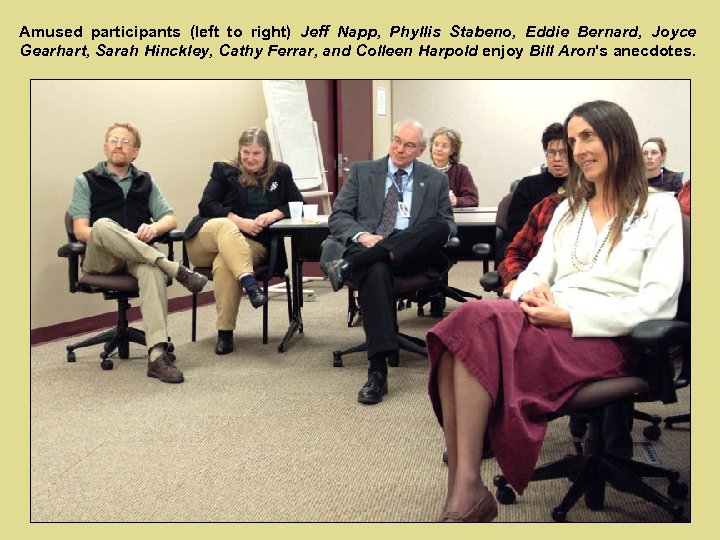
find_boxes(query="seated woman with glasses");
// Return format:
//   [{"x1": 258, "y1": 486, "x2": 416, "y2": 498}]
[
  {"x1": 642, "y1": 137, "x2": 684, "y2": 194},
  {"x1": 183, "y1": 127, "x2": 304, "y2": 355},
  {"x1": 505, "y1": 122, "x2": 570, "y2": 245},
  {"x1": 429, "y1": 127, "x2": 479, "y2": 208}
]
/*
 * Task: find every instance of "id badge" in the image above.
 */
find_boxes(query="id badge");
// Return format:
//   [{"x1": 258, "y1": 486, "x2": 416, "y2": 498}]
[{"x1": 398, "y1": 201, "x2": 410, "y2": 218}]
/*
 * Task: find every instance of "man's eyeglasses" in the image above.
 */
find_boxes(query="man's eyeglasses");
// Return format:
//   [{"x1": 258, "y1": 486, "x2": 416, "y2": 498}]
[
  {"x1": 545, "y1": 149, "x2": 568, "y2": 158},
  {"x1": 107, "y1": 136, "x2": 134, "y2": 148}
]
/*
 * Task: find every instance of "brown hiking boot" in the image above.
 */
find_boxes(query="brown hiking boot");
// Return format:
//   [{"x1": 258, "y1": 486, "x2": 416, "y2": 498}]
[
  {"x1": 147, "y1": 351, "x2": 184, "y2": 383},
  {"x1": 176, "y1": 265, "x2": 208, "y2": 294}
]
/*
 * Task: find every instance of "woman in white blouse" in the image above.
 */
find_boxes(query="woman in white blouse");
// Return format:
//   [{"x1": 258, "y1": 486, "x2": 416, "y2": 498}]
[{"x1": 425, "y1": 100, "x2": 683, "y2": 522}]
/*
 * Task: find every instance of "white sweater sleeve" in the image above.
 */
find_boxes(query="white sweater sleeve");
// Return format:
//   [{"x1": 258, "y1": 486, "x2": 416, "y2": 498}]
[
  {"x1": 509, "y1": 199, "x2": 567, "y2": 301},
  {"x1": 567, "y1": 195, "x2": 683, "y2": 337}
]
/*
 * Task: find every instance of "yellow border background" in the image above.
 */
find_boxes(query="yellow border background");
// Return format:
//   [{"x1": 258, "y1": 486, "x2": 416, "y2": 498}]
[{"x1": 7, "y1": 0, "x2": 707, "y2": 538}]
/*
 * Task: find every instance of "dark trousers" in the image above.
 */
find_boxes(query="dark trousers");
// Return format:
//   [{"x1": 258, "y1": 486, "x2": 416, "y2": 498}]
[{"x1": 346, "y1": 218, "x2": 450, "y2": 360}]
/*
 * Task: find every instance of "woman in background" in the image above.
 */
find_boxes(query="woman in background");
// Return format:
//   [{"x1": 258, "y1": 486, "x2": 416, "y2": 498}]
[
  {"x1": 430, "y1": 127, "x2": 479, "y2": 207},
  {"x1": 642, "y1": 137, "x2": 684, "y2": 193},
  {"x1": 184, "y1": 127, "x2": 304, "y2": 355}
]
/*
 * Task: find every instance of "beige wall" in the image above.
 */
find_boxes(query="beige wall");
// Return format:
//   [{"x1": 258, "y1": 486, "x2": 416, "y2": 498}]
[
  {"x1": 372, "y1": 80, "x2": 393, "y2": 158},
  {"x1": 392, "y1": 80, "x2": 691, "y2": 207},
  {"x1": 32, "y1": 80, "x2": 268, "y2": 329}
]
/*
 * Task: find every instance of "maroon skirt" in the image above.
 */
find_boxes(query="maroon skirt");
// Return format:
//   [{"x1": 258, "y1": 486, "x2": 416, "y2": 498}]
[{"x1": 426, "y1": 299, "x2": 632, "y2": 494}]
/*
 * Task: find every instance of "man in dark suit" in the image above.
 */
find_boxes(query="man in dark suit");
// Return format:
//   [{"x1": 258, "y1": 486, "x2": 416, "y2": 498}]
[{"x1": 321, "y1": 119, "x2": 456, "y2": 404}]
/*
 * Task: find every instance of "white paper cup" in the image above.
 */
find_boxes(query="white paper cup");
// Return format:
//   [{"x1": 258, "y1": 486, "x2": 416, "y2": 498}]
[
  {"x1": 303, "y1": 204, "x2": 318, "y2": 223},
  {"x1": 289, "y1": 201, "x2": 303, "y2": 222}
]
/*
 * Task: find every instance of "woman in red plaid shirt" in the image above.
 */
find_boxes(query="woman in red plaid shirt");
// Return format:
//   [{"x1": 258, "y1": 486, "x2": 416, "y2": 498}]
[{"x1": 498, "y1": 192, "x2": 563, "y2": 297}]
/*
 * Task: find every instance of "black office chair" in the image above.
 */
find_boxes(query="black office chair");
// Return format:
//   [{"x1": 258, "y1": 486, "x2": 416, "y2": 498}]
[
  {"x1": 477, "y1": 190, "x2": 514, "y2": 295},
  {"x1": 493, "y1": 351, "x2": 689, "y2": 522},
  {"x1": 184, "y1": 233, "x2": 292, "y2": 345},
  {"x1": 333, "y1": 271, "x2": 450, "y2": 368},
  {"x1": 492, "y1": 218, "x2": 691, "y2": 522},
  {"x1": 57, "y1": 212, "x2": 182, "y2": 370},
  {"x1": 345, "y1": 237, "x2": 471, "y2": 326},
  {"x1": 661, "y1": 214, "x2": 691, "y2": 431}
]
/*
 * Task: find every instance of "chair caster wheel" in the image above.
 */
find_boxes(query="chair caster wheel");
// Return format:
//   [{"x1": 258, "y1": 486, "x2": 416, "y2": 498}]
[
  {"x1": 643, "y1": 425, "x2": 662, "y2": 441},
  {"x1": 552, "y1": 508, "x2": 568, "y2": 522},
  {"x1": 496, "y1": 486, "x2": 516, "y2": 505},
  {"x1": 332, "y1": 351, "x2": 343, "y2": 367},
  {"x1": 100, "y1": 352, "x2": 113, "y2": 370},
  {"x1": 493, "y1": 475, "x2": 516, "y2": 505},
  {"x1": 668, "y1": 481, "x2": 688, "y2": 500},
  {"x1": 67, "y1": 351, "x2": 76, "y2": 362},
  {"x1": 167, "y1": 341, "x2": 174, "y2": 353},
  {"x1": 417, "y1": 306, "x2": 425, "y2": 317},
  {"x1": 569, "y1": 416, "x2": 588, "y2": 438},
  {"x1": 442, "y1": 451, "x2": 448, "y2": 465}
]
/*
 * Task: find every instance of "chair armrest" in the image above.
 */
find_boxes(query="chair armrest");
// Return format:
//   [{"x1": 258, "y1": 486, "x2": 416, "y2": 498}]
[
  {"x1": 164, "y1": 229, "x2": 185, "y2": 242},
  {"x1": 632, "y1": 319, "x2": 689, "y2": 404},
  {"x1": 58, "y1": 241, "x2": 85, "y2": 293},
  {"x1": 443, "y1": 236, "x2": 462, "y2": 260},
  {"x1": 57, "y1": 241, "x2": 86, "y2": 258},
  {"x1": 472, "y1": 242, "x2": 492, "y2": 259},
  {"x1": 479, "y1": 271, "x2": 501, "y2": 293},
  {"x1": 155, "y1": 228, "x2": 183, "y2": 262},
  {"x1": 632, "y1": 319, "x2": 690, "y2": 348}
]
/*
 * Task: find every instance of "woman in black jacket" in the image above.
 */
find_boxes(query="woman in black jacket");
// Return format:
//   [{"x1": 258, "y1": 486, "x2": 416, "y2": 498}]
[{"x1": 184, "y1": 127, "x2": 304, "y2": 354}]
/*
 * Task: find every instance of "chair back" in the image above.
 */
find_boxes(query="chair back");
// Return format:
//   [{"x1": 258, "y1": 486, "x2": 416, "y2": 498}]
[
  {"x1": 491, "y1": 191, "x2": 514, "y2": 263},
  {"x1": 495, "y1": 191, "x2": 513, "y2": 232},
  {"x1": 65, "y1": 211, "x2": 77, "y2": 242}
]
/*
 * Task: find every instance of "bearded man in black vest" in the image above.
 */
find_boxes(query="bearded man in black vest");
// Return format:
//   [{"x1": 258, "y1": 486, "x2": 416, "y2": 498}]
[{"x1": 68, "y1": 122, "x2": 208, "y2": 383}]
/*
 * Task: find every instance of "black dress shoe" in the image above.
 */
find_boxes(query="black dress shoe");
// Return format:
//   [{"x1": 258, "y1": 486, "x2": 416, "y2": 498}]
[
  {"x1": 357, "y1": 371, "x2": 388, "y2": 404},
  {"x1": 322, "y1": 259, "x2": 353, "y2": 292},
  {"x1": 215, "y1": 332, "x2": 234, "y2": 355},
  {"x1": 246, "y1": 287, "x2": 269, "y2": 309}
]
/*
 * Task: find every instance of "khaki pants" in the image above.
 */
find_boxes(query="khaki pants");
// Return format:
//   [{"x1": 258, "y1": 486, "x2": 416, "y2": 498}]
[
  {"x1": 82, "y1": 218, "x2": 176, "y2": 350},
  {"x1": 185, "y1": 218, "x2": 267, "y2": 331}
]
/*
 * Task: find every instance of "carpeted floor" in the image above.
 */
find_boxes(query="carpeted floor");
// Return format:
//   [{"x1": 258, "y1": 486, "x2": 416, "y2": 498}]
[{"x1": 30, "y1": 263, "x2": 691, "y2": 522}]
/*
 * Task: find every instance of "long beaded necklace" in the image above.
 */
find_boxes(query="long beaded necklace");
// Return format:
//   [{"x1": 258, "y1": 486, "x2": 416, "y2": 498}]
[{"x1": 570, "y1": 203, "x2": 615, "y2": 272}]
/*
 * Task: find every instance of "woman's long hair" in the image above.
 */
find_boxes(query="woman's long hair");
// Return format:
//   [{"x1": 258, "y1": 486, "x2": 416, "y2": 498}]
[
  {"x1": 224, "y1": 127, "x2": 278, "y2": 191},
  {"x1": 562, "y1": 100, "x2": 648, "y2": 254}
]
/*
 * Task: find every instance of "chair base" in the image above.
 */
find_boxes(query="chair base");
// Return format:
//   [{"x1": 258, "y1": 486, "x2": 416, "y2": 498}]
[
  {"x1": 664, "y1": 413, "x2": 690, "y2": 428},
  {"x1": 65, "y1": 297, "x2": 146, "y2": 369},
  {"x1": 332, "y1": 332, "x2": 427, "y2": 368},
  {"x1": 493, "y1": 412, "x2": 689, "y2": 522},
  {"x1": 66, "y1": 326, "x2": 146, "y2": 367}
]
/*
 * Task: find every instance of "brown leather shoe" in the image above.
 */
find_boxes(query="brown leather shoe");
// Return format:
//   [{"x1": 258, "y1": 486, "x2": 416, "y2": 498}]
[
  {"x1": 147, "y1": 351, "x2": 184, "y2": 383},
  {"x1": 440, "y1": 486, "x2": 498, "y2": 522},
  {"x1": 176, "y1": 265, "x2": 208, "y2": 294}
]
